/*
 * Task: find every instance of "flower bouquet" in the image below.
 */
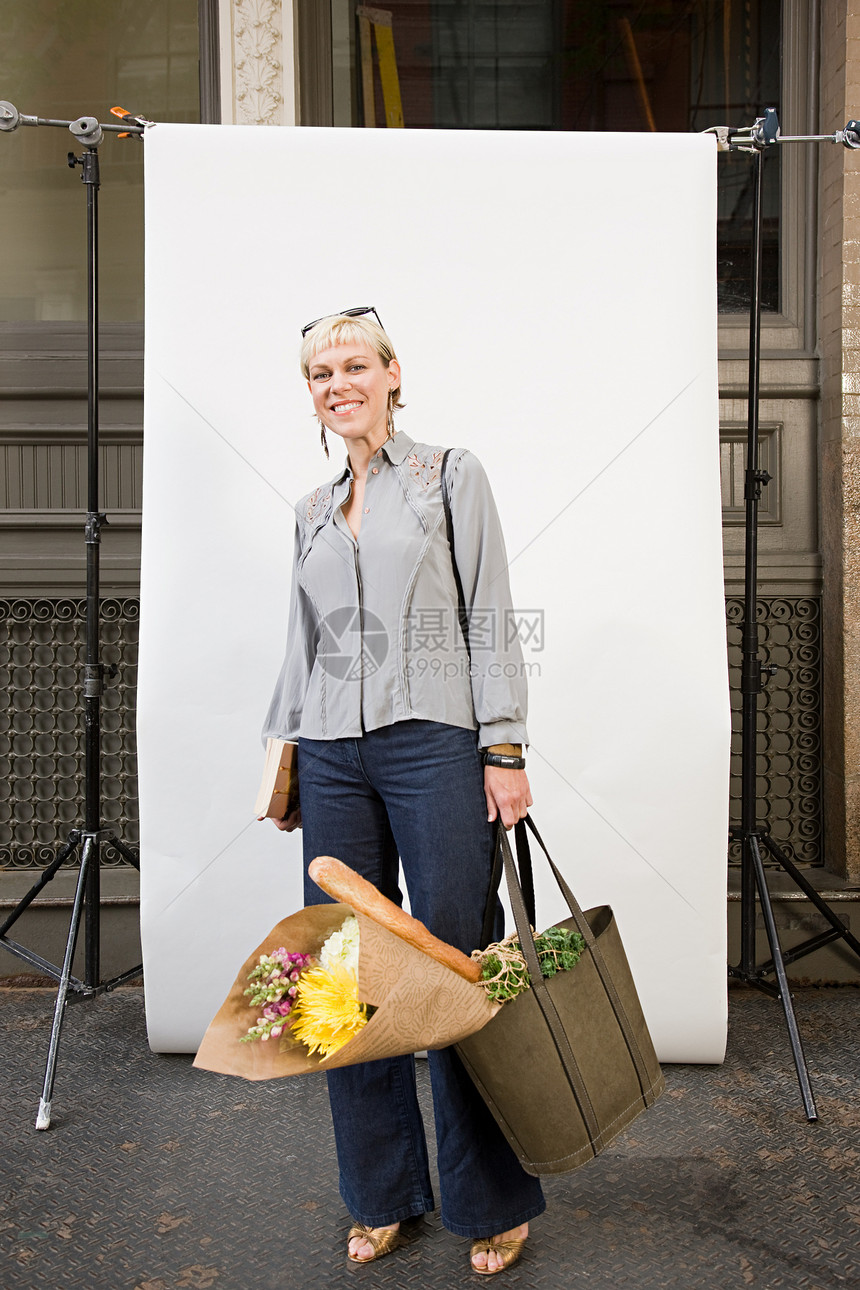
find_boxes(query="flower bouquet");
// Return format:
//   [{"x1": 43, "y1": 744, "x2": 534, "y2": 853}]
[
  {"x1": 195, "y1": 820, "x2": 665, "y2": 1180},
  {"x1": 193, "y1": 857, "x2": 500, "y2": 1080}
]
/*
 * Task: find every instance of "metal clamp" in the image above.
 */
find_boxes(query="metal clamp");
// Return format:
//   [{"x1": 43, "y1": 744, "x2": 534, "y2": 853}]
[{"x1": 84, "y1": 513, "x2": 108, "y2": 543}]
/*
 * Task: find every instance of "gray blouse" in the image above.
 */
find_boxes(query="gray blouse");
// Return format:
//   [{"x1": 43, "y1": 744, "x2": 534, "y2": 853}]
[{"x1": 262, "y1": 431, "x2": 528, "y2": 748}]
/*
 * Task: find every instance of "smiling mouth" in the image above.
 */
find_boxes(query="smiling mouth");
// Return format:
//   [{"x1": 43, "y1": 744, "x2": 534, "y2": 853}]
[{"x1": 331, "y1": 401, "x2": 362, "y2": 415}]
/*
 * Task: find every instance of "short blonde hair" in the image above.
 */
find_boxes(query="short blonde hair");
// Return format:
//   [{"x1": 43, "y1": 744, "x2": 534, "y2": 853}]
[{"x1": 300, "y1": 313, "x2": 403, "y2": 407}]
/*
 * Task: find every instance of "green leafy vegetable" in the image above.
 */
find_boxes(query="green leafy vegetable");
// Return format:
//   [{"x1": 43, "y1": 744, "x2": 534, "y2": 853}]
[{"x1": 475, "y1": 926, "x2": 586, "y2": 1004}]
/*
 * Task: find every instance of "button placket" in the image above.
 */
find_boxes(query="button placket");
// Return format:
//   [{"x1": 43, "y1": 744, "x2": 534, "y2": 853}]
[{"x1": 363, "y1": 452, "x2": 383, "y2": 515}]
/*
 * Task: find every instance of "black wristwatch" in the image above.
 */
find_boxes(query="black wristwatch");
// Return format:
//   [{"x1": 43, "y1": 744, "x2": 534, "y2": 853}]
[{"x1": 482, "y1": 751, "x2": 526, "y2": 770}]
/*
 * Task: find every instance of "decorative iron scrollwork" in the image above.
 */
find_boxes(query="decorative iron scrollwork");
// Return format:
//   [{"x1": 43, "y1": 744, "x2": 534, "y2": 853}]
[
  {"x1": 726, "y1": 597, "x2": 823, "y2": 866},
  {"x1": 0, "y1": 598, "x2": 139, "y2": 868},
  {"x1": 1, "y1": 596, "x2": 825, "y2": 871}
]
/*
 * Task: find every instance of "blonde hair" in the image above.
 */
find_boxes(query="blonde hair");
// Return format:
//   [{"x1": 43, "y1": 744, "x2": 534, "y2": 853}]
[{"x1": 300, "y1": 313, "x2": 403, "y2": 407}]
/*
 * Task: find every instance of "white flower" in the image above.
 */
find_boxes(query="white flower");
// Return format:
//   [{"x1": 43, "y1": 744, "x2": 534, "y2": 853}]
[{"x1": 320, "y1": 915, "x2": 360, "y2": 975}]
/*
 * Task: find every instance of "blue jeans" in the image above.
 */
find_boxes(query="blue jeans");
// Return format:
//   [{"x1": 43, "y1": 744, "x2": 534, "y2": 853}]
[{"x1": 298, "y1": 720, "x2": 546, "y2": 1238}]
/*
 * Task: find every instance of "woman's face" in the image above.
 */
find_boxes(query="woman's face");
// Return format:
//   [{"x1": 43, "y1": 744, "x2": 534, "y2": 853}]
[{"x1": 307, "y1": 342, "x2": 400, "y2": 447}]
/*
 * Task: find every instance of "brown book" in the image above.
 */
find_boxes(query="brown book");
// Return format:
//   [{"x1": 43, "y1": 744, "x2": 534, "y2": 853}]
[{"x1": 254, "y1": 738, "x2": 299, "y2": 819}]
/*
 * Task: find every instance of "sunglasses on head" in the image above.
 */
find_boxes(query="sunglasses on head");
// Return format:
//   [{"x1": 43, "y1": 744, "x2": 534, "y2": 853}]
[{"x1": 301, "y1": 306, "x2": 384, "y2": 338}]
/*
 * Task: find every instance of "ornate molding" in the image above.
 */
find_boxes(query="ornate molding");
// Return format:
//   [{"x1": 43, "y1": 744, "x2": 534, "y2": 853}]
[
  {"x1": 223, "y1": 0, "x2": 296, "y2": 126},
  {"x1": 1, "y1": 441, "x2": 143, "y2": 511}
]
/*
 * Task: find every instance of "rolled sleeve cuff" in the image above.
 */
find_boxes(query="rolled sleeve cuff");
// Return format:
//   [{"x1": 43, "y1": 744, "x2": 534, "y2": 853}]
[{"x1": 478, "y1": 719, "x2": 529, "y2": 749}]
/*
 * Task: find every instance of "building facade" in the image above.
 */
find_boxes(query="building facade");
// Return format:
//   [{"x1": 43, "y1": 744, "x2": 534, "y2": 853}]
[{"x1": 1, "y1": 0, "x2": 859, "y2": 978}]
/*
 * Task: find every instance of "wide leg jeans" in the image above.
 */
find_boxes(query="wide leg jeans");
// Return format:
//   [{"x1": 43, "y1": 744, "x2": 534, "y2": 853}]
[{"x1": 298, "y1": 719, "x2": 546, "y2": 1238}]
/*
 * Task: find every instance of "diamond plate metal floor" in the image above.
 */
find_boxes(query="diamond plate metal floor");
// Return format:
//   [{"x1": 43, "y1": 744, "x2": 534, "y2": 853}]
[{"x1": 2, "y1": 987, "x2": 859, "y2": 1290}]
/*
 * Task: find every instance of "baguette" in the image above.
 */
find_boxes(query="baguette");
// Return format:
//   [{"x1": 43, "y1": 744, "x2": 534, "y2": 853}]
[{"x1": 308, "y1": 855, "x2": 482, "y2": 983}]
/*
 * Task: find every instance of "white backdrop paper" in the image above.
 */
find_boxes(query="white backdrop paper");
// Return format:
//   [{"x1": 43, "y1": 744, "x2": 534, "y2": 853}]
[{"x1": 140, "y1": 124, "x2": 729, "y2": 1061}]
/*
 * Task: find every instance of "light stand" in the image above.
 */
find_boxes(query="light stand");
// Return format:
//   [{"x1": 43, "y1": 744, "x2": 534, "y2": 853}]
[
  {"x1": 0, "y1": 103, "x2": 148, "y2": 1129},
  {"x1": 712, "y1": 109, "x2": 860, "y2": 1120}
]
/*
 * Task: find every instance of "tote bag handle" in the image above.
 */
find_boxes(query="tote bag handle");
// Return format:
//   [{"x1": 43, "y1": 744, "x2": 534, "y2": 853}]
[
  {"x1": 497, "y1": 817, "x2": 656, "y2": 1119},
  {"x1": 439, "y1": 450, "x2": 536, "y2": 947},
  {"x1": 479, "y1": 820, "x2": 535, "y2": 949},
  {"x1": 440, "y1": 448, "x2": 471, "y2": 655}
]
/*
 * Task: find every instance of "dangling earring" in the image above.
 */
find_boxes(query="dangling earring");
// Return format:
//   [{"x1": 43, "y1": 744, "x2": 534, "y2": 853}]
[
  {"x1": 387, "y1": 390, "x2": 395, "y2": 439},
  {"x1": 319, "y1": 418, "x2": 330, "y2": 458}
]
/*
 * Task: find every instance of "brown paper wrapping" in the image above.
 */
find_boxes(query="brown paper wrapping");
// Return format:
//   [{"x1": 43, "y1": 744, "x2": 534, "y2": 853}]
[{"x1": 193, "y1": 904, "x2": 499, "y2": 1081}]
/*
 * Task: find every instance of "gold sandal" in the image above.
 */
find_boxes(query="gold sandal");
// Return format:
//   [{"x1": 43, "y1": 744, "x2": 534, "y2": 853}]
[
  {"x1": 346, "y1": 1223, "x2": 401, "y2": 1263},
  {"x1": 470, "y1": 1236, "x2": 526, "y2": 1275}
]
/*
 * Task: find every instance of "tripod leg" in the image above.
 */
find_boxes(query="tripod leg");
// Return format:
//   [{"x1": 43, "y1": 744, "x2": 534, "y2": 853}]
[
  {"x1": 0, "y1": 831, "x2": 81, "y2": 939},
  {"x1": 761, "y1": 834, "x2": 860, "y2": 961},
  {"x1": 104, "y1": 832, "x2": 140, "y2": 870},
  {"x1": 36, "y1": 836, "x2": 93, "y2": 1130},
  {"x1": 748, "y1": 836, "x2": 818, "y2": 1121}
]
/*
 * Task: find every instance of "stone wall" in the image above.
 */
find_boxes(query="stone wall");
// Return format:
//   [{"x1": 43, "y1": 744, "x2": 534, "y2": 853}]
[{"x1": 819, "y1": 0, "x2": 860, "y2": 879}]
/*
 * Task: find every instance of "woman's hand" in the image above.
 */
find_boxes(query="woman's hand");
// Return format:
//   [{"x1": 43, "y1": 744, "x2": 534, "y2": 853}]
[
  {"x1": 260, "y1": 807, "x2": 302, "y2": 832},
  {"x1": 484, "y1": 766, "x2": 532, "y2": 830}
]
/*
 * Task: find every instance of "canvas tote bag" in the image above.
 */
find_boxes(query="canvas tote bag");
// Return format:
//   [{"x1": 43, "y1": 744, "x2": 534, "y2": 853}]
[{"x1": 457, "y1": 816, "x2": 665, "y2": 1176}]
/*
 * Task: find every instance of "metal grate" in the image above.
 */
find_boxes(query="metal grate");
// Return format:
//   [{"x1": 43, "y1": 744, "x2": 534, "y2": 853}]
[
  {"x1": 1, "y1": 596, "x2": 824, "y2": 871},
  {"x1": 726, "y1": 596, "x2": 822, "y2": 866},
  {"x1": 0, "y1": 598, "x2": 139, "y2": 869}
]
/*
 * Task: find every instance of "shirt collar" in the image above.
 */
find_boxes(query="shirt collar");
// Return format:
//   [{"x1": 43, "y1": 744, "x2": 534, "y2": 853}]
[
  {"x1": 336, "y1": 431, "x2": 415, "y2": 480},
  {"x1": 329, "y1": 461, "x2": 352, "y2": 490},
  {"x1": 381, "y1": 431, "x2": 415, "y2": 465}
]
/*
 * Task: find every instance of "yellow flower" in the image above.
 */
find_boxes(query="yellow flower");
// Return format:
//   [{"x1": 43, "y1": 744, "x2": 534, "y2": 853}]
[{"x1": 290, "y1": 961, "x2": 369, "y2": 1058}]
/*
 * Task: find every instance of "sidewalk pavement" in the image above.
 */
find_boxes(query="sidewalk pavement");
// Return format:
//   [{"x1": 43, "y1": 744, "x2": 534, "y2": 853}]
[{"x1": 2, "y1": 985, "x2": 859, "y2": 1290}]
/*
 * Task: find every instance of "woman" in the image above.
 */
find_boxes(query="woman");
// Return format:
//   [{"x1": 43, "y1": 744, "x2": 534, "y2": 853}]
[{"x1": 263, "y1": 308, "x2": 545, "y2": 1274}]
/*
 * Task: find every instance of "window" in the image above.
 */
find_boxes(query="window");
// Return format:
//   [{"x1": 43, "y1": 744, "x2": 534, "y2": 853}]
[
  {"x1": 326, "y1": 1, "x2": 787, "y2": 317},
  {"x1": 0, "y1": 0, "x2": 200, "y2": 323}
]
